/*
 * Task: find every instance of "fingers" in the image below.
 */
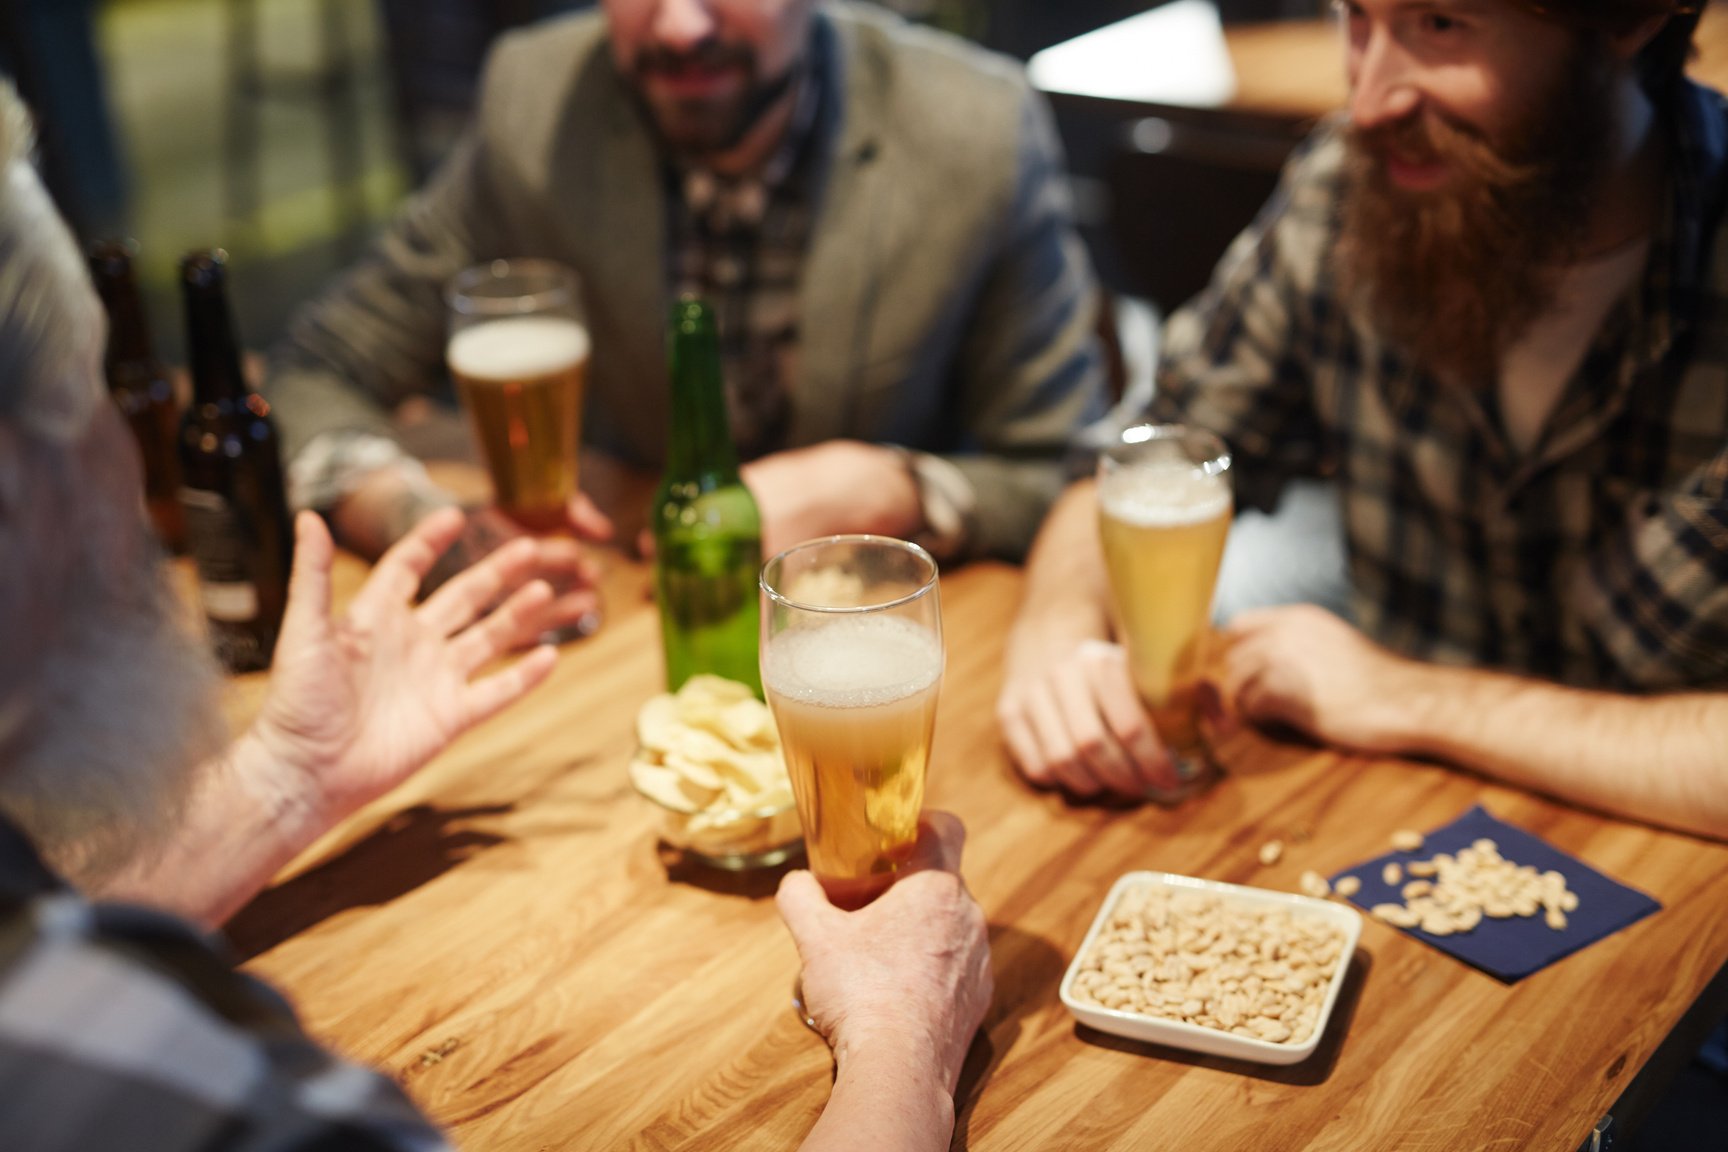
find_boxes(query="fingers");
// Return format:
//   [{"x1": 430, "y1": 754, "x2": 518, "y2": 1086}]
[
  {"x1": 280, "y1": 511, "x2": 336, "y2": 640},
  {"x1": 460, "y1": 643, "x2": 558, "y2": 727},
  {"x1": 1052, "y1": 665, "x2": 1142, "y2": 795},
  {"x1": 449, "y1": 579, "x2": 558, "y2": 672},
  {"x1": 536, "y1": 535, "x2": 603, "y2": 592},
  {"x1": 566, "y1": 492, "x2": 615, "y2": 543},
  {"x1": 355, "y1": 505, "x2": 469, "y2": 613},
  {"x1": 1084, "y1": 645, "x2": 1179, "y2": 794},
  {"x1": 906, "y1": 811, "x2": 966, "y2": 874},
  {"x1": 1194, "y1": 678, "x2": 1240, "y2": 739},
  {"x1": 535, "y1": 586, "x2": 604, "y2": 643},
  {"x1": 419, "y1": 535, "x2": 541, "y2": 638},
  {"x1": 998, "y1": 687, "x2": 1058, "y2": 787},
  {"x1": 775, "y1": 869, "x2": 838, "y2": 947},
  {"x1": 1022, "y1": 679, "x2": 1105, "y2": 797}
]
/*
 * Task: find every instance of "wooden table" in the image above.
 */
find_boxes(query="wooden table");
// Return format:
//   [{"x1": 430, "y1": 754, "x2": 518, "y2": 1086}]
[{"x1": 221, "y1": 541, "x2": 1728, "y2": 1151}]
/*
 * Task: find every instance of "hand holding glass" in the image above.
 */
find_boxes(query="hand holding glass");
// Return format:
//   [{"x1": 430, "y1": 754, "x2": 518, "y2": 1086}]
[
  {"x1": 1096, "y1": 424, "x2": 1233, "y2": 799},
  {"x1": 760, "y1": 536, "x2": 943, "y2": 910},
  {"x1": 446, "y1": 259, "x2": 589, "y2": 533},
  {"x1": 446, "y1": 259, "x2": 597, "y2": 640}
]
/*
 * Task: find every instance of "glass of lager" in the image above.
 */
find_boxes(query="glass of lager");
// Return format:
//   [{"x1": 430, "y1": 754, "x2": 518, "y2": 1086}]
[
  {"x1": 446, "y1": 259, "x2": 590, "y2": 533},
  {"x1": 1097, "y1": 424, "x2": 1233, "y2": 800},
  {"x1": 761, "y1": 536, "x2": 943, "y2": 910}
]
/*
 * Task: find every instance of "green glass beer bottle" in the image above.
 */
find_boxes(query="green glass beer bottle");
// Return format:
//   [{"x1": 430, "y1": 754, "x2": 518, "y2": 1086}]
[{"x1": 652, "y1": 297, "x2": 764, "y2": 695}]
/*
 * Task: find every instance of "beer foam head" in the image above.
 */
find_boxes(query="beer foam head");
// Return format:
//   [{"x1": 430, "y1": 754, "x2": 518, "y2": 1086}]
[
  {"x1": 448, "y1": 315, "x2": 589, "y2": 382},
  {"x1": 763, "y1": 615, "x2": 943, "y2": 708},
  {"x1": 1100, "y1": 461, "x2": 1231, "y2": 528}
]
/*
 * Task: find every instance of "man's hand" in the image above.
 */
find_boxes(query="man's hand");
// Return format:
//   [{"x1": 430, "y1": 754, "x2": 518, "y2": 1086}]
[
  {"x1": 1218, "y1": 604, "x2": 1419, "y2": 754},
  {"x1": 742, "y1": 440, "x2": 921, "y2": 559},
  {"x1": 419, "y1": 498, "x2": 608, "y2": 639},
  {"x1": 997, "y1": 632, "x2": 1180, "y2": 800},
  {"x1": 335, "y1": 464, "x2": 609, "y2": 641},
  {"x1": 250, "y1": 509, "x2": 561, "y2": 839},
  {"x1": 776, "y1": 812, "x2": 993, "y2": 1096}
]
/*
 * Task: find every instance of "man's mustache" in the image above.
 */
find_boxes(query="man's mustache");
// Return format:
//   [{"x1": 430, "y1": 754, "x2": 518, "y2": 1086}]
[
  {"x1": 637, "y1": 39, "x2": 754, "y2": 78},
  {"x1": 1346, "y1": 109, "x2": 1535, "y2": 190}
]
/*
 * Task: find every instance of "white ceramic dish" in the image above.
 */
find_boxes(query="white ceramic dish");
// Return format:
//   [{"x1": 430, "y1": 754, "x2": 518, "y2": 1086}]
[{"x1": 1059, "y1": 870, "x2": 1362, "y2": 1065}]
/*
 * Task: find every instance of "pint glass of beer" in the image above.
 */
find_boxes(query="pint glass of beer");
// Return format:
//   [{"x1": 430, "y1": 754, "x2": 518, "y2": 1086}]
[
  {"x1": 446, "y1": 259, "x2": 589, "y2": 533},
  {"x1": 761, "y1": 536, "x2": 943, "y2": 909},
  {"x1": 1097, "y1": 424, "x2": 1233, "y2": 798}
]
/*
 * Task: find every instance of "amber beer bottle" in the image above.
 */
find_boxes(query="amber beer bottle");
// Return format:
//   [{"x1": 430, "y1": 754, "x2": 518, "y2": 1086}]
[
  {"x1": 177, "y1": 250, "x2": 294, "y2": 673},
  {"x1": 652, "y1": 297, "x2": 763, "y2": 694},
  {"x1": 89, "y1": 240, "x2": 186, "y2": 552}
]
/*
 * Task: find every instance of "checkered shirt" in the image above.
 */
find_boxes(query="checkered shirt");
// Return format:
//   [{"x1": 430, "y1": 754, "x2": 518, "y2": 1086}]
[
  {"x1": 666, "y1": 23, "x2": 830, "y2": 463},
  {"x1": 0, "y1": 814, "x2": 450, "y2": 1152},
  {"x1": 1147, "y1": 80, "x2": 1728, "y2": 691}
]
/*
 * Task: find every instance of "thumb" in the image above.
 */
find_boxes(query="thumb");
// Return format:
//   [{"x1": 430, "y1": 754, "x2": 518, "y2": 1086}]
[
  {"x1": 776, "y1": 870, "x2": 838, "y2": 952},
  {"x1": 280, "y1": 511, "x2": 334, "y2": 641},
  {"x1": 904, "y1": 811, "x2": 966, "y2": 875},
  {"x1": 567, "y1": 492, "x2": 615, "y2": 543}
]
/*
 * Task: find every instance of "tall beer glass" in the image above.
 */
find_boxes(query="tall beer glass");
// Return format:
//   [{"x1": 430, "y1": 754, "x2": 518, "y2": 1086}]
[
  {"x1": 761, "y1": 536, "x2": 943, "y2": 910},
  {"x1": 1097, "y1": 424, "x2": 1233, "y2": 798},
  {"x1": 446, "y1": 259, "x2": 589, "y2": 533}
]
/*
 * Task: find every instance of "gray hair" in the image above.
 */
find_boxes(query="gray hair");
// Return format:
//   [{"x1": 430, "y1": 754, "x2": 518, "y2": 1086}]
[
  {"x1": 0, "y1": 81, "x2": 224, "y2": 888},
  {"x1": 0, "y1": 80, "x2": 106, "y2": 445}
]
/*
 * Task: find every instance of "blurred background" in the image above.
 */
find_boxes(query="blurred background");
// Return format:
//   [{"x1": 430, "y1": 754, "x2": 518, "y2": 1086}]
[{"x1": 4, "y1": 0, "x2": 1325, "y2": 362}]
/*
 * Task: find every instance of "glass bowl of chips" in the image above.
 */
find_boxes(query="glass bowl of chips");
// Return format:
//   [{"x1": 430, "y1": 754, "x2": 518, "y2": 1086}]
[{"x1": 629, "y1": 675, "x2": 804, "y2": 870}]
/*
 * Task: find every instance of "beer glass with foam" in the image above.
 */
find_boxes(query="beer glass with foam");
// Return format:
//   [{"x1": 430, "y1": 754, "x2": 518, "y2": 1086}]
[
  {"x1": 445, "y1": 259, "x2": 589, "y2": 533},
  {"x1": 761, "y1": 536, "x2": 943, "y2": 909},
  {"x1": 1097, "y1": 424, "x2": 1233, "y2": 799}
]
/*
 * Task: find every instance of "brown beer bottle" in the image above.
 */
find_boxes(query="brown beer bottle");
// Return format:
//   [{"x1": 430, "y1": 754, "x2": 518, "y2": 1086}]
[
  {"x1": 177, "y1": 250, "x2": 295, "y2": 673},
  {"x1": 88, "y1": 239, "x2": 186, "y2": 552}
]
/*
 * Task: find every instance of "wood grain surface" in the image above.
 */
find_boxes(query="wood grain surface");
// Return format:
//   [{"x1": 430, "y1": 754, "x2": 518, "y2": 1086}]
[{"x1": 224, "y1": 542, "x2": 1728, "y2": 1152}]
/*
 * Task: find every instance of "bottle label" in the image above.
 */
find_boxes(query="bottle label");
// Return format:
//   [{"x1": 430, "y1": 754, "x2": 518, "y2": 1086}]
[{"x1": 180, "y1": 487, "x2": 261, "y2": 622}]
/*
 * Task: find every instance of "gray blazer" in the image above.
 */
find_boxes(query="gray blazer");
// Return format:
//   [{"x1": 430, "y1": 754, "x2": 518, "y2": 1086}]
[{"x1": 264, "y1": 2, "x2": 1105, "y2": 559}]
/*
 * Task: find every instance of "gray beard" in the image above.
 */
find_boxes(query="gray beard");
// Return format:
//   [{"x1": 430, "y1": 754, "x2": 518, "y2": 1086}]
[{"x1": 0, "y1": 528, "x2": 226, "y2": 889}]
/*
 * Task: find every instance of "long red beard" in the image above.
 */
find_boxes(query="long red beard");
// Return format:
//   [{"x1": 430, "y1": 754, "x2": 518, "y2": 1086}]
[{"x1": 1335, "y1": 44, "x2": 1613, "y2": 383}]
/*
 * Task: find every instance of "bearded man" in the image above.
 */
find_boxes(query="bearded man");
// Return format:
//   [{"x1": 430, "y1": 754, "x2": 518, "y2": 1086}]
[
  {"x1": 995, "y1": 0, "x2": 1728, "y2": 842},
  {"x1": 264, "y1": 0, "x2": 1105, "y2": 599}
]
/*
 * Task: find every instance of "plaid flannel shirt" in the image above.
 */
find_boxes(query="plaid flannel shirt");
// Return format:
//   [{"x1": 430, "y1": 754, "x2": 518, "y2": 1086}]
[
  {"x1": 0, "y1": 814, "x2": 449, "y2": 1152},
  {"x1": 1149, "y1": 80, "x2": 1728, "y2": 691}
]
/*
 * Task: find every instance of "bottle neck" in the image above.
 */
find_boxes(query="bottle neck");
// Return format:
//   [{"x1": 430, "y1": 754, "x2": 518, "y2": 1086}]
[
  {"x1": 90, "y1": 256, "x2": 158, "y2": 378},
  {"x1": 181, "y1": 263, "x2": 248, "y2": 405},
  {"x1": 665, "y1": 303, "x2": 741, "y2": 485}
]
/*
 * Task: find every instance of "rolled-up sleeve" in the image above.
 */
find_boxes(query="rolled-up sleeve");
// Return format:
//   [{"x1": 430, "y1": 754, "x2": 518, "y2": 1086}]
[{"x1": 1577, "y1": 448, "x2": 1728, "y2": 688}]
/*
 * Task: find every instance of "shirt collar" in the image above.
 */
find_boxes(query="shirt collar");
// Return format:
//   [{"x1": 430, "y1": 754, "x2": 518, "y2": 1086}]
[{"x1": 0, "y1": 808, "x2": 66, "y2": 903}]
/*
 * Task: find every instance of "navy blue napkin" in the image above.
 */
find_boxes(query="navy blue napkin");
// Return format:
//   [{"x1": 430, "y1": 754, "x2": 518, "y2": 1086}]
[{"x1": 1330, "y1": 805, "x2": 1661, "y2": 982}]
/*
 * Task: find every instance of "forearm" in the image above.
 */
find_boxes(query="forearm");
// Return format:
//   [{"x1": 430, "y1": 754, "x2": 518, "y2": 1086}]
[
  {"x1": 940, "y1": 453, "x2": 1067, "y2": 562},
  {"x1": 1367, "y1": 661, "x2": 1728, "y2": 841},
  {"x1": 329, "y1": 460, "x2": 457, "y2": 560},
  {"x1": 799, "y1": 1036, "x2": 956, "y2": 1152},
  {"x1": 95, "y1": 730, "x2": 323, "y2": 927},
  {"x1": 1006, "y1": 480, "x2": 1114, "y2": 667}
]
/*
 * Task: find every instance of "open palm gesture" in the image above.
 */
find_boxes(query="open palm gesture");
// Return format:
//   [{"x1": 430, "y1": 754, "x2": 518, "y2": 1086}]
[{"x1": 252, "y1": 509, "x2": 560, "y2": 828}]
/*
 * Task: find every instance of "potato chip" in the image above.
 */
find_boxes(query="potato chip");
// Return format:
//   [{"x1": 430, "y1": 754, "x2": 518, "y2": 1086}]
[
  {"x1": 630, "y1": 763, "x2": 702, "y2": 813},
  {"x1": 628, "y1": 676, "x2": 792, "y2": 841},
  {"x1": 636, "y1": 695, "x2": 682, "y2": 753}
]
